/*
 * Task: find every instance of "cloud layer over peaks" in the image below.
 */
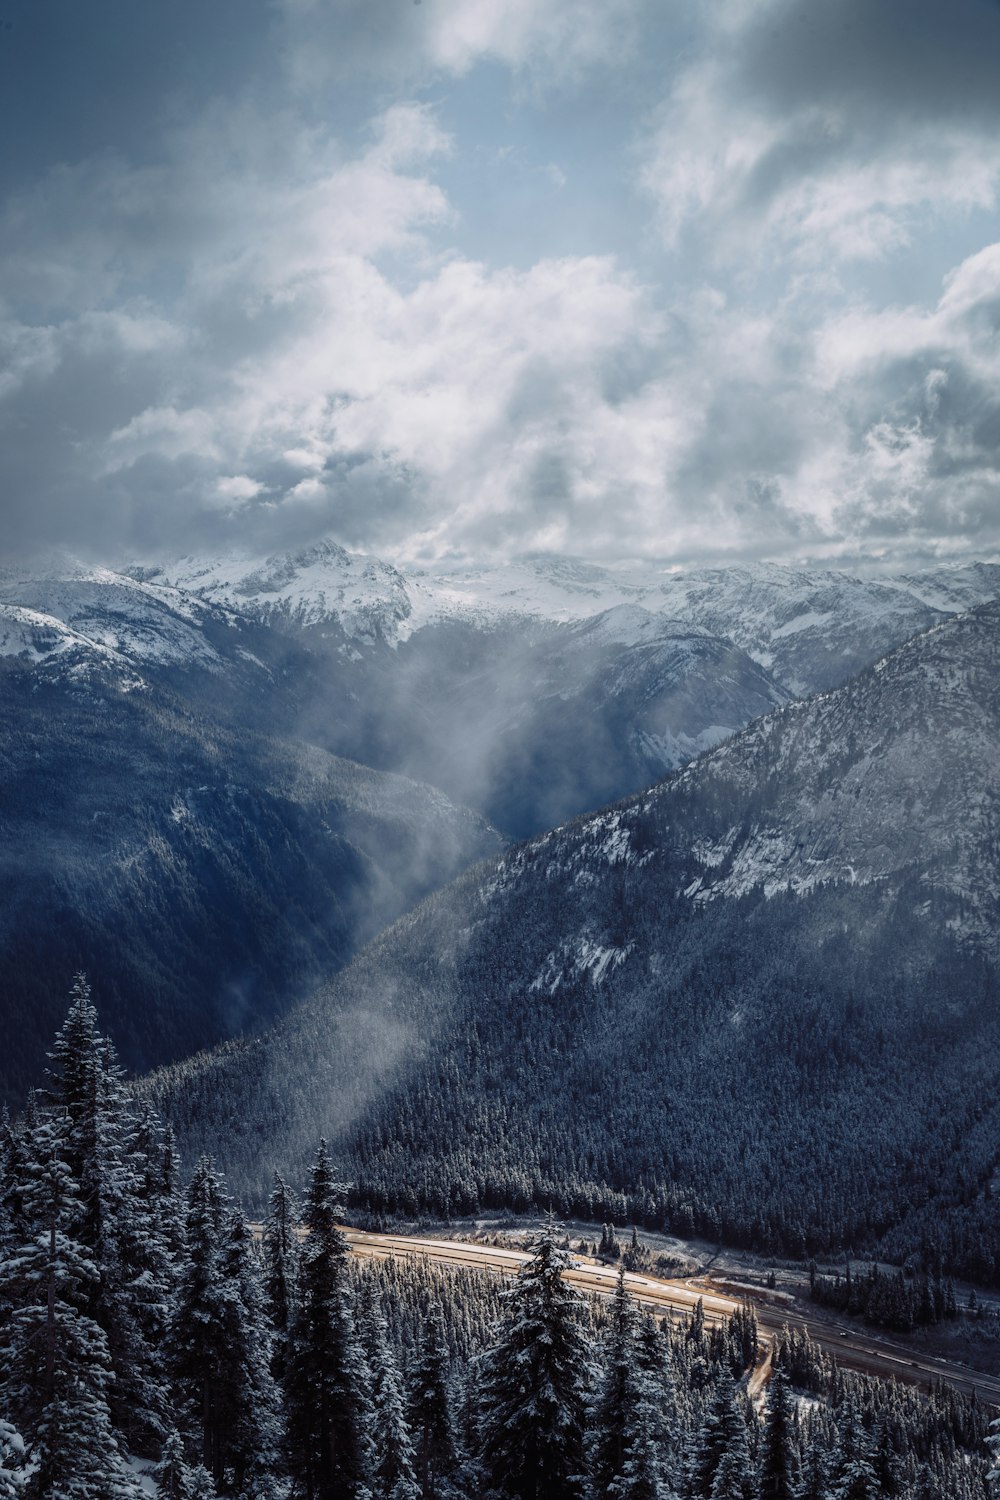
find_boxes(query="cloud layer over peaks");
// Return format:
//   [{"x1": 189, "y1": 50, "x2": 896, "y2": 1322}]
[{"x1": 2, "y1": 0, "x2": 999, "y2": 568}]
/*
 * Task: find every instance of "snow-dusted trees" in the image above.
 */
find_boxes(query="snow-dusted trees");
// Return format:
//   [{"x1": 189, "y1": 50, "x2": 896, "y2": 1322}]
[
  {"x1": 408, "y1": 1305, "x2": 459, "y2": 1498},
  {"x1": 758, "y1": 1369, "x2": 798, "y2": 1500},
  {"x1": 46, "y1": 974, "x2": 171, "y2": 1452},
  {"x1": 685, "y1": 1373, "x2": 752, "y2": 1499},
  {"x1": 0, "y1": 1111, "x2": 139, "y2": 1498},
  {"x1": 167, "y1": 1159, "x2": 278, "y2": 1493},
  {"x1": 988, "y1": 1413, "x2": 1000, "y2": 1494},
  {"x1": 590, "y1": 1268, "x2": 675, "y2": 1500},
  {"x1": 477, "y1": 1221, "x2": 591, "y2": 1500},
  {"x1": 262, "y1": 1171, "x2": 299, "y2": 1382},
  {"x1": 285, "y1": 1140, "x2": 373, "y2": 1500}
]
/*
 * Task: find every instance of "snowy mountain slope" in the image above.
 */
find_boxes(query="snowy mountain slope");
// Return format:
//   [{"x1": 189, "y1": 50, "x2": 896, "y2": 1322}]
[
  {"x1": 0, "y1": 563, "x2": 236, "y2": 672},
  {"x1": 496, "y1": 600, "x2": 1000, "y2": 947},
  {"x1": 152, "y1": 603, "x2": 1000, "y2": 1285}
]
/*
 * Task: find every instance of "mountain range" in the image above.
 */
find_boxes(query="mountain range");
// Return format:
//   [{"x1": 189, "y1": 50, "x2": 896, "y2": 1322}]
[
  {"x1": 4, "y1": 544, "x2": 1000, "y2": 1285},
  {"x1": 147, "y1": 600, "x2": 1000, "y2": 1284}
]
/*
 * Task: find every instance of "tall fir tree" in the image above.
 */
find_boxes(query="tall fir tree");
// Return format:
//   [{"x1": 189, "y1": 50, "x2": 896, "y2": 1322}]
[
  {"x1": 408, "y1": 1304, "x2": 459, "y2": 1499},
  {"x1": 987, "y1": 1413, "x2": 1000, "y2": 1494},
  {"x1": 168, "y1": 1158, "x2": 277, "y2": 1492},
  {"x1": 153, "y1": 1429, "x2": 204, "y2": 1500},
  {"x1": 262, "y1": 1171, "x2": 299, "y2": 1383},
  {"x1": 477, "y1": 1220, "x2": 591, "y2": 1500},
  {"x1": 363, "y1": 1302, "x2": 420, "y2": 1500},
  {"x1": 685, "y1": 1374, "x2": 749, "y2": 1499},
  {"x1": 828, "y1": 1399, "x2": 879, "y2": 1500},
  {"x1": 285, "y1": 1140, "x2": 373, "y2": 1500},
  {"x1": 799, "y1": 1441, "x2": 831, "y2": 1500},
  {"x1": 758, "y1": 1370, "x2": 799, "y2": 1500},
  {"x1": 0, "y1": 1421, "x2": 24, "y2": 1499},
  {"x1": 0, "y1": 1110, "x2": 139, "y2": 1499},
  {"x1": 46, "y1": 976, "x2": 169, "y2": 1452},
  {"x1": 215, "y1": 1207, "x2": 281, "y2": 1493},
  {"x1": 592, "y1": 1267, "x2": 675, "y2": 1500}
]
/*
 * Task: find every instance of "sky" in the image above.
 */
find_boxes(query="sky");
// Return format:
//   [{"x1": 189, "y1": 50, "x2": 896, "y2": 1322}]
[{"x1": 2, "y1": 0, "x2": 1000, "y2": 571}]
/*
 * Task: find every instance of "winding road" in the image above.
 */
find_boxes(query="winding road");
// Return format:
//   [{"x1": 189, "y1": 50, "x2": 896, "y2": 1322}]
[{"x1": 343, "y1": 1229, "x2": 1000, "y2": 1406}]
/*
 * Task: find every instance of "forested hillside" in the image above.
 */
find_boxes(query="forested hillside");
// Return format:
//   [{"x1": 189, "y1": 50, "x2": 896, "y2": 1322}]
[
  {"x1": 151, "y1": 605, "x2": 1000, "y2": 1284},
  {"x1": 0, "y1": 987, "x2": 993, "y2": 1498}
]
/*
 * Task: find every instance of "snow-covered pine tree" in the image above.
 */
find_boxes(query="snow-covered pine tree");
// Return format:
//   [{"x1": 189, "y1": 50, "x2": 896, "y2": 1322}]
[
  {"x1": 0, "y1": 1110, "x2": 139, "y2": 1499},
  {"x1": 153, "y1": 1429, "x2": 198, "y2": 1500},
  {"x1": 363, "y1": 1301, "x2": 420, "y2": 1500},
  {"x1": 477, "y1": 1219, "x2": 591, "y2": 1500},
  {"x1": 634, "y1": 1314, "x2": 679, "y2": 1493},
  {"x1": 685, "y1": 1373, "x2": 749, "y2": 1499},
  {"x1": 828, "y1": 1398, "x2": 879, "y2": 1500},
  {"x1": 758, "y1": 1369, "x2": 799, "y2": 1500},
  {"x1": 167, "y1": 1156, "x2": 230, "y2": 1482},
  {"x1": 987, "y1": 1413, "x2": 1000, "y2": 1494},
  {"x1": 871, "y1": 1412, "x2": 902, "y2": 1498},
  {"x1": 408, "y1": 1303, "x2": 459, "y2": 1499},
  {"x1": 590, "y1": 1266, "x2": 637, "y2": 1496},
  {"x1": 262, "y1": 1171, "x2": 299, "y2": 1382},
  {"x1": 216, "y1": 1207, "x2": 281, "y2": 1493},
  {"x1": 798, "y1": 1441, "x2": 831, "y2": 1500},
  {"x1": 707, "y1": 1440, "x2": 753, "y2": 1500},
  {"x1": 46, "y1": 975, "x2": 169, "y2": 1452},
  {"x1": 284, "y1": 1139, "x2": 373, "y2": 1500},
  {"x1": 0, "y1": 1420, "x2": 25, "y2": 1499}
]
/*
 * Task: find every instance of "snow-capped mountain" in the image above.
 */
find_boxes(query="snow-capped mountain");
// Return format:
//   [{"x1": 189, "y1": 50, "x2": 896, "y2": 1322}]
[{"x1": 155, "y1": 543, "x2": 1000, "y2": 694}]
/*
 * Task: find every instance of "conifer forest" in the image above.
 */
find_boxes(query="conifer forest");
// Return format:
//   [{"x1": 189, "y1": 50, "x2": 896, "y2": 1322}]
[{"x1": 1, "y1": 980, "x2": 997, "y2": 1497}]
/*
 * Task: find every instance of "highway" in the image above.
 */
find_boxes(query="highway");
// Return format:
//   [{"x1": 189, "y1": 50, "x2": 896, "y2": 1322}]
[{"x1": 342, "y1": 1229, "x2": 1000, "y2": 1407}]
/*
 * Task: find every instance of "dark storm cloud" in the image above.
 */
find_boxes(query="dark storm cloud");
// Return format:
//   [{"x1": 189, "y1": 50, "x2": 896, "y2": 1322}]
[{"x1": 738, "y1": 0, "x2": 1000, "y2": 127}]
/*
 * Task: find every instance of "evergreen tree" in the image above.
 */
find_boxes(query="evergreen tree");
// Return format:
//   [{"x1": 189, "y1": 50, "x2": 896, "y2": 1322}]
[
  {"x1": 167, "y1": 1157, "x2": 231, "y2": 1481},
  {"x1": 758, "y1": 1370, "x2": 798, "y2": 1500},
  {"x1": 799, "y1": 1442, "x2": 830, "y2": 1500},
  {"x1": 477, "y1": 1219, "x2": 591, "y2": 1500},
  {"x1": 285, "y1": 1140, "x2": 373, "y2": 1500},
  {"x1": 366, "y1": 1305, "x2": 420, "y2": 1500},
  {"x1": 262, "y1": 1171, "x2": 299, "y2": 1382},
  {"x1": 0, "y1": 1421, "x2": 25, "y2": 1499},
  {"x1": 871, "y1": 1414, "x2": 902, "y2": 1498},
  {"x1": 0, "y1": 1111, "x2": 139, "y2": 1499},
  {"x1": 153, "y1": 1430, "x2": 198, "y2": 1500},
  {"x1": 988, "y1": 1413, "x2": 1000, "y2": 1494},
  {"x1": 408, "y1": 1304, "x2": 459, "y2": 1499},
  {"x1": 46, "y1": 976, "x2": 169, "y2": 1451},
  {"x1": 707, "y1": 1443, "x2": 752, "y2": 1500},
  {"x1": 168, "y1": 1159, "x2": 277, "y2": 1492},
  {"x1": 590, "y1": 1267, "x2": 638, "y2": 1497},
  {"x1": 215, "y1": 1207, "x2": 281, "y2": 1492},
  {"x1": 634, "y1": 1314, "x2": 679, "y2": 1491},
  {"x1": 685, "y1": 1374, "x2": 748, "y2": 1499},
  {"x1": 829, "y1": 1400, "x2": 879, "y2": 1500}
]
